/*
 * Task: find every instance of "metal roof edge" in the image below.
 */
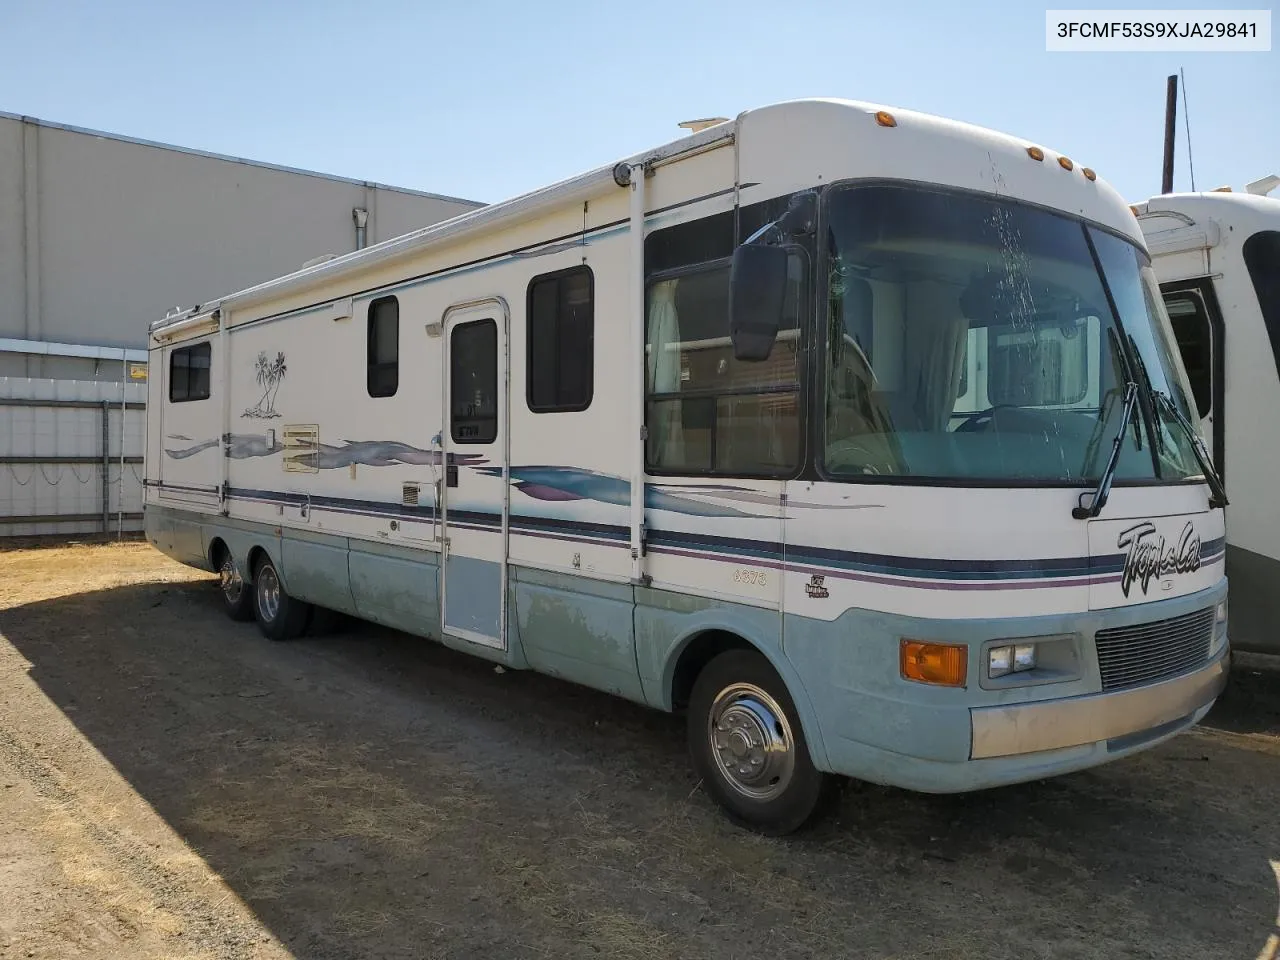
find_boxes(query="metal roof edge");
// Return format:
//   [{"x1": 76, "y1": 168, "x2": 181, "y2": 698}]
[{"x1": 0, "y1": 109, "x2": 486, "y2": 208}]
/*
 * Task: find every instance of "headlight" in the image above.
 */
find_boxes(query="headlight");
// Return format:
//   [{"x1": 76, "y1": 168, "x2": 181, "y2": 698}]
[
  {"x1": 989, "y1": 643, "x2": 1037, "y2": 679},
  {"x1": 1212, "y1": 599, "x2": 1228, "y2": 652}
]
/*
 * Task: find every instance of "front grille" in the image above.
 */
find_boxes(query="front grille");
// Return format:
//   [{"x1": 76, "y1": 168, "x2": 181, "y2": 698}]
[{"x1": 1095, "y1": 606, "x2": 1215, "y2": 691}]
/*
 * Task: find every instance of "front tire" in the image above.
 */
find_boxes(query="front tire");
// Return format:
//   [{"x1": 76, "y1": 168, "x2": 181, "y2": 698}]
[
  {"x1": 252, "y1": 554, "x2": 311, "y2": 641},
  {"x1": 216, "y1": 551, "x2": 256, "y2": 622},
  {"x1": 688, "y1": 649, "x2": 834, "y2": 835}
]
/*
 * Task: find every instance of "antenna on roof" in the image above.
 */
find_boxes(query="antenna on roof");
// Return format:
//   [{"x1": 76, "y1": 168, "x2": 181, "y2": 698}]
[{"x1": 678, "y1": 118, "x2": 729, "y2": 134}]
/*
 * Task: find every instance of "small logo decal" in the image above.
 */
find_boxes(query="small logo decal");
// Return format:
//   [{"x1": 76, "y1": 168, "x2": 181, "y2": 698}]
[
  {"x1": 1117, "y1": 520, "x2": 1201, "y2": 598},
  {"x1": 804, "y1": 574, "x2": 830, "y2": 599}
]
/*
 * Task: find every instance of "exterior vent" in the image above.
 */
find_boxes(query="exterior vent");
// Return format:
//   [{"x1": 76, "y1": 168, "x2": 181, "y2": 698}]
[
  {"x1": 282, "y1": 424, "x2": 320, "y2": 473},
  {"x1": 402, "y1": 482, "x2": 420, "y2": 506},
  {"x1": 1094, "y1": 607, "x2": 1214, "y2": 691}
]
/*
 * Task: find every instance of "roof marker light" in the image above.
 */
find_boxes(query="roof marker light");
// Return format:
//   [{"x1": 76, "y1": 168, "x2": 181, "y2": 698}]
[
  {"x1": 874, "y1": 111, "x2": 897, "y2": 128},
  {"x1": 1082, "y1": 167, "x2": 1097, "y2": 181},
  {"x1": 1058, "y1": 156, "x2": 1074, "y2": 171},
  {"x1": 1027, "y1": 146, "x2": 1045, "y2": 161}
]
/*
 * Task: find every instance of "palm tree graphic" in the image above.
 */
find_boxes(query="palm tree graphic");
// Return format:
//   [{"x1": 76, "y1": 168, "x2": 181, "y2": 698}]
[{"x1": 243, "y1": 350, "x2": 287, "y2": 419}]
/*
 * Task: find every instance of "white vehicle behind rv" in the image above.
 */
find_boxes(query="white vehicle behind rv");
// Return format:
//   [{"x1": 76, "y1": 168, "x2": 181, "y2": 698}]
[{"x1": 1134, "y1": 177, "x2": 1280, "y2": 655}]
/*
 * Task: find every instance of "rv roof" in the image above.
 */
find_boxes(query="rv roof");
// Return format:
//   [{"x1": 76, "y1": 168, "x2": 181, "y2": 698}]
[
  {"x1": 1134, "y1": 188, "x2": 1280, "y2": 225},
  {"x1": 151, "y1": 97, "x2": 1120, "y2": 335}
]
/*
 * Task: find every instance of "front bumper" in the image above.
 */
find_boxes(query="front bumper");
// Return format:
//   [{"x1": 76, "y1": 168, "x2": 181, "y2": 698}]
[
  {"x1": 787, "y1": 580, "x2": 1229, "y2": 792},
  {"x1": 970, "y1": 645, "x2": 1228, "y2": 759}
]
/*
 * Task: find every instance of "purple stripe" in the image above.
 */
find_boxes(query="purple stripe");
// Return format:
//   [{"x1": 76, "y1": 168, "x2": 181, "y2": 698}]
[{"x1": 222, "y1": 493, "x2": 1226, "y2": 590}]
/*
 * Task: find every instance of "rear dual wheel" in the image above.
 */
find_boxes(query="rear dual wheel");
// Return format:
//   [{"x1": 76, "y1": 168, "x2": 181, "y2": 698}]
[
  {"x1": 252, "y1": 554, "x2": 311, "y2": 641},
  {"x1": 216, "y1": 552, "x2": 255, "y2": 622}
]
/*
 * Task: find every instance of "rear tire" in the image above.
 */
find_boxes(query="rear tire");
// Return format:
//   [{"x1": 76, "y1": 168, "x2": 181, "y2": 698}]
[
  {"x1": 252, "y1": 554, "x2": 311, "y2": 641},
  {"x1": 215, "y1": 550, "x2": 255, "y2": 622},
  {"x1": 688, "y1": 648, "x2": 834, "y2": 836}
]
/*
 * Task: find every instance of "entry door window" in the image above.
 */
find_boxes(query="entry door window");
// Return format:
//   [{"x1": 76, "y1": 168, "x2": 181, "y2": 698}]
[{"x1": 451, "y1": 319, "x2": 498, "y2": 444}]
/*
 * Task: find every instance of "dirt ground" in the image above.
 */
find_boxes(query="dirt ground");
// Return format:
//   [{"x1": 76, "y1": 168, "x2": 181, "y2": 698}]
[{"x1": 0, "y1": 541, "x2": 1277, "y2": 960}]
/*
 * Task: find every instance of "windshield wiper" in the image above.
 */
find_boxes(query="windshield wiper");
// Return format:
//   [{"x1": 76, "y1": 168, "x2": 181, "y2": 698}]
[
  {"x1": 1150, "y1": 390, "x2": 1229, "y2": 509},
  {"x1": 1073, "y1": 381, "x2": 1139, "y2": 520}
]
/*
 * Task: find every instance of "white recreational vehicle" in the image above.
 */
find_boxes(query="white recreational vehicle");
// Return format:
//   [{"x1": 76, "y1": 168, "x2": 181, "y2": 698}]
[
  {"x1": 145, "y1": 99, "x2": 1230, "y2": 834},
  {"x1": 1134, "y1": 179, "x2": 1280, "y2": 656}
]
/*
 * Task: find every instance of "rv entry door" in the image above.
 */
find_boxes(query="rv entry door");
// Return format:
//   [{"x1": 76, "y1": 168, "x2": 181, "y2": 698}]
[{"x1": 440, "y1": 299, "x2": 510, "y2": 650}]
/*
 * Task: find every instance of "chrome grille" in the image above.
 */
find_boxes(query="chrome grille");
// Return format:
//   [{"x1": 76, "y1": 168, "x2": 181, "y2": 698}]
[{"x1": 1095, "y1": 607, "x2": 1215, "y2": 691}]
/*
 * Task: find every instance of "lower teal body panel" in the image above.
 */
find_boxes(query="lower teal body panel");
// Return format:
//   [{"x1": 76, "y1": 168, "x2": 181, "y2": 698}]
[
  {"x1": 144, "y1": 504, "x2": 1229, "y2": 795},
  {"x1": 349, "y1": 540, "x2": 440, "y2": 637}
]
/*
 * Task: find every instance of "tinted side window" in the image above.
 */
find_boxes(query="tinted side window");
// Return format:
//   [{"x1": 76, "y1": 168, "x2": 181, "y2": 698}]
[
  {"x1": 527, "y1": 267, "x2": 594, "y2": 412},
  {"x1": 169, "y1": 342, "x2": 211, "y2": 402},
  {"x1": 451, "y1": 319, "x2": 498, "y2": 444},
  {"x1": 1243, "y1": 230, "x2": 1280, "y2": 385},
  {"x1": 368, "y1": 296, "x2": 399, "y2": 398}
]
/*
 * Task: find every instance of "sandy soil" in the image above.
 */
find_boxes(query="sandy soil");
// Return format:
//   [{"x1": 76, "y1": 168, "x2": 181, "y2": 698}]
[{"x1": 0, "y1": 540, "x2": 1278, "y2": 959}]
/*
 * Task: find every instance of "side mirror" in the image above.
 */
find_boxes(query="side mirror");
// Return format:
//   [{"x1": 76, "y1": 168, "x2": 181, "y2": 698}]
[{"x1": 729, "y1": 244, "x2": 789, "y2": 361}]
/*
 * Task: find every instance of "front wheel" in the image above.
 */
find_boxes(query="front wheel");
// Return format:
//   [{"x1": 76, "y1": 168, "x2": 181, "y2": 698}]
[
  {"x1": 688, "y1": 649, "x2": 835, "y2": 835},
  {"x1": 252, "y1": 554, "x2": 312, "y2": 641}
]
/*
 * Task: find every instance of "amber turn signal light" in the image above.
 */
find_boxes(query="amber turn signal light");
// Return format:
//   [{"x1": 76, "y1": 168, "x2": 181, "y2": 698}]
[{"x1": 900, "y1": 640, "x2": 968, "y2": 687}]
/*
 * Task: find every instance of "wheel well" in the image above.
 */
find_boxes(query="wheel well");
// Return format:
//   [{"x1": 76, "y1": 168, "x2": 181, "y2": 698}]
[
  {"x1": 207, "y1": 538, "x2": 229, "y2": 572},
  {"x1": 670, "y1": 630, "x2": 758, "y2": 712},
  {"x1": 245, "y1": 545, "x2": 271, "y2": 582}
]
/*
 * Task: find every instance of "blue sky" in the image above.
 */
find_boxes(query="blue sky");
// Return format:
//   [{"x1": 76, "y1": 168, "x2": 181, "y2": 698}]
[{"x1": 2, "y1": 0, "x2": 1276, "y2": 205}]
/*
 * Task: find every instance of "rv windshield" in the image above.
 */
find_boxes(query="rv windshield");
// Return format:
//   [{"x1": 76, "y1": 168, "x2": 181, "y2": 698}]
[{"x1": 821, "y1": 184, "x2": 1202, "y2": 484}]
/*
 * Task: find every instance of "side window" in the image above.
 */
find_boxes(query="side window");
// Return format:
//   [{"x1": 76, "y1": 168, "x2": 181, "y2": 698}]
[
  {"x1": 451, "y1": 319, "x2": 498, "y2": 444},
  {"x1": 367, "y1": 296, "x2": 399, "y2": 398},
  {"x1": 642, "y1": 193, "x2": 811, "y2": 478},
  {"x1": 645, "y1": 256, "x2": 804, "y2": 476},
  {"x1": 1162, "y1": 288, "x2": 1214, "y2": 419},
  {"x1": 1243, "y1": 230, "x2": 1280, "y2": 386},
  {"x1": 169, "y1": 342, "x2": 211, "y2": 402},
  {"x1": 527, "y1": 266, "x2": 594, "y2": 412}
]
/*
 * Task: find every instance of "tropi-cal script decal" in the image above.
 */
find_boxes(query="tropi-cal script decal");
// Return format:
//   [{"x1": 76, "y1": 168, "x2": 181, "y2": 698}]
[{"x1": 1117, "y1": 521, "x2": 1201, "y2": 597}]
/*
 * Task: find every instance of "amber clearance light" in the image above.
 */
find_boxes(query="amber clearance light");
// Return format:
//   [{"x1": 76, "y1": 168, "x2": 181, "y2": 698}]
[
  {"x1": 874, "y1": 110, "x2": 897, "y2": 128},
  {"x1": 900, "y1": 640, "x2": 968, "y2": 687}
]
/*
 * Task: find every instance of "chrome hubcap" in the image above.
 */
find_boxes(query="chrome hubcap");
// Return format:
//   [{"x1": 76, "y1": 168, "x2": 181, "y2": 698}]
[
  {"x1": 708, "y1": 682, "x2": 795, "y2": 802},
  {"x1": 257, "y1": 566, "x2": 281, "y2": 621},
  {"x1": 219, "y1": 558, "x2": 243, "y2": 604}
]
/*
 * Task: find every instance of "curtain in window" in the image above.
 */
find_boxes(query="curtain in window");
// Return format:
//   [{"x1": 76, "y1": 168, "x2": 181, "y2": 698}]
[
  {"x1": 646, "y1": 280, "x2": 683, "y2": 463},
  {"x1": 905, "y1": 282, "x2": 969, "y2": 431}
]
